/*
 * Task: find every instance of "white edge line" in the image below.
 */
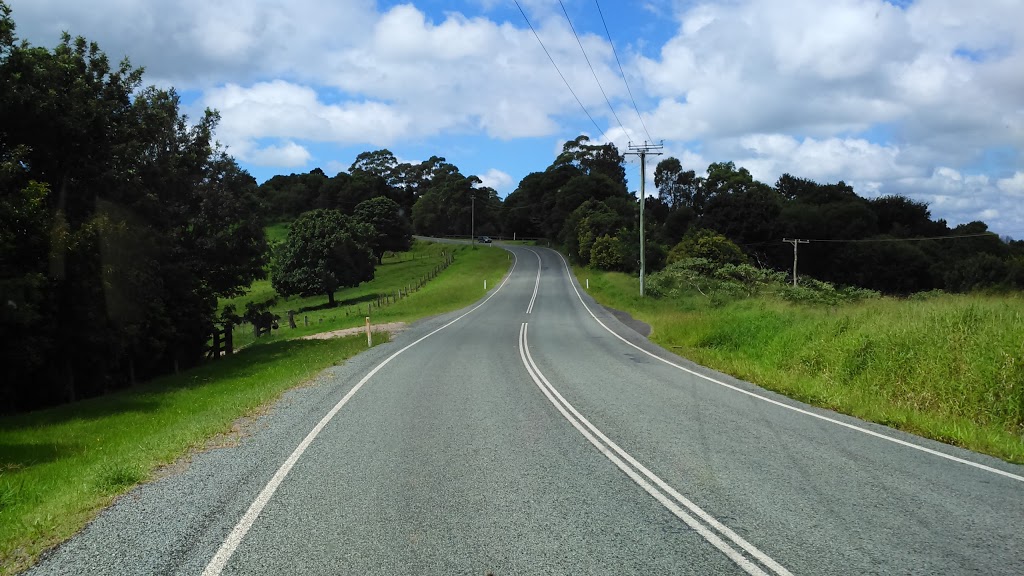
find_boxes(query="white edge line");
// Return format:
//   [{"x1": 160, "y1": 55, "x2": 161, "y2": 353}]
[
  {"x1": 518, "y1": 324, "x2": 773, "y2": 576},
  {"x1": 202, "y1": 251, "x2": 519, "y2": 576},
  {"x1": 553, "y1": 250, "x2": 1024, "y2": 484}
]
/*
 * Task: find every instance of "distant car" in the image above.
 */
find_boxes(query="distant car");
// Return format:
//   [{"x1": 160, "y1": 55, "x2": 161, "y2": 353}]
[{"x1": 478, "y1": 236, "x2": 492, "y2": 243}]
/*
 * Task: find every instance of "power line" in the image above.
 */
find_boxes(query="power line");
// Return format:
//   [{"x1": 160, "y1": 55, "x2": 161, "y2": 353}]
[
  {"x1": 805, "y1": 233, "x2": 996, "y2": 244},
  {"x1": 741, "y1": 232, "x2": 997, "y2": 248},
  {"x1": 513, "y1": 0, "x2": 608, "y2": 142},
  {"x1": 594, "y1": 0, "x2": 655, "y2": 144},
  {"x1": 556, "y1": 0, "x2": 627, "y2": 141}
]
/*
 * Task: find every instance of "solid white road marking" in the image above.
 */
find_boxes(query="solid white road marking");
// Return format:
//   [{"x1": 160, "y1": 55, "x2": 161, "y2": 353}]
[
  {"x1": 518, "y1": 323, "x2": 790, "y2": 576},
  {"x1": 551, "y1": 250, "x2": 1024, "y2": 484},
  {"x1": 526, "y1": 248, "x2": 542, "y2": 314},
  {"x1": 202, "y1": 254, "x2": 519, "y2": 576}
]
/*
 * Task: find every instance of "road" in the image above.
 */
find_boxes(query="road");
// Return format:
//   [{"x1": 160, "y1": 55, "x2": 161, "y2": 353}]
[{"x1": 27, "y1": 245, "x2": 1024, "y2": 575}]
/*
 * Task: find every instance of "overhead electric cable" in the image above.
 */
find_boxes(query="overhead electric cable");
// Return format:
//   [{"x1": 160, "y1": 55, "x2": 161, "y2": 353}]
[
  {"x1": 739, "y1": 233, "x2": 997, "y2": 248},
  {"x1": 806, "y1": 233, "x2": 997, "y2": 243},
  {"x1": 594, "y1": 0, "x2": 655, "y2": 144},
  {"x1": 556, "y1": 0, "x2": 628, "y2": 141},
  {"x1": 513, "y1": 0, "x2": 608, "y2": 142}
]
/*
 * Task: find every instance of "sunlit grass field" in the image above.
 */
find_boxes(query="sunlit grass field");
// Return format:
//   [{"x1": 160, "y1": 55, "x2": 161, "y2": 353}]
[{"x1": 577, "y1": 267, "x2": 1024, "y2": 464}]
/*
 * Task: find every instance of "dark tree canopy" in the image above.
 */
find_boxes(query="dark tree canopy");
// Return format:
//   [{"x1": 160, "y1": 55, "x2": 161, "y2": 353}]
[
  {"x1": 271, "y1": 209, "x2": 375, "y2": 306},
  {"x1": 354, "y1": 196, "x2": 413, "y2": 263},
  {"x1": 0, "y1": 3, "x2": 267, "y2": 411}
]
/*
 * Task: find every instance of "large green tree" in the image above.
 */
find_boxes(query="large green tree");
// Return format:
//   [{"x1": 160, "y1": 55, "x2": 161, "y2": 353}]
[
  {"x1": 0, "y1": 3, "x2": 266, "y2": 410},
  {"x1": 271, "y1": 209, "x2": 375, "y2": 306},
  {"x1": 354, "y1": 196, "x2": 412, "y2": 263}
]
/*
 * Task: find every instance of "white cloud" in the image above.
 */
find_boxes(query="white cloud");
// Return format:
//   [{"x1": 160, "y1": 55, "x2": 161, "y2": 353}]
[
  {"x1": 997, "y1": 172, "x2": 1024, "y2": 197},
  {"x1": 203, "y1": 81, "x2": 413, "y2": 153},
  {"x1": 248, "y1": 141, "x2": 312, "y2": 168},
  {"x1": 476, "y1": 168, "x2": 514, "y2": 193},
  {"x1": 6, "y1": 0, "x2": 1023, "y2": 236}
]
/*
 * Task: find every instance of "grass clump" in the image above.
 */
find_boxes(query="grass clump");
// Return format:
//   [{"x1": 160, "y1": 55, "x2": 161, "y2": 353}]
[{"x1": 580, "y1": 264, "x2": 1024, "y2": 464}]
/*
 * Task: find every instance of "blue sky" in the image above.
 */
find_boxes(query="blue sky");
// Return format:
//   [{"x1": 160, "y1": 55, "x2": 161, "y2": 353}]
[{"x1": 8, "y1": 0, "x2": 1024, "y2": 238}]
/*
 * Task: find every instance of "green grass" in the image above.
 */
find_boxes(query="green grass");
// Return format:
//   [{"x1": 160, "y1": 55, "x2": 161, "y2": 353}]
[
  {"x1": 577, "y1": 267, "x2": 1024, "y2": 464},
  {"x1": 222, "y1": 240, "x2": 510, "y2": 349},
  {"x1": 0, "y1": 239, "x2": 511, "y2": 575},
  {"x1": 0, "y1": 334, "x2": 388, "y2": 575},
  {"x1": 264, "y1": 221, "x2": 291, "y2": 245}
]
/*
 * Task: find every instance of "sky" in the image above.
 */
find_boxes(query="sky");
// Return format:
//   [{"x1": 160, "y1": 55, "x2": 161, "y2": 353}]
[{"x1": 7, "y1": 0, "x2": 1024, "y2": 239}]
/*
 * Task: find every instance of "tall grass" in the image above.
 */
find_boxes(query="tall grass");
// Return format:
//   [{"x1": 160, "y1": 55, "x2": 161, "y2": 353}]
[{"x1": 579, "y1": 268, "x2": 1024, "y2": 463}]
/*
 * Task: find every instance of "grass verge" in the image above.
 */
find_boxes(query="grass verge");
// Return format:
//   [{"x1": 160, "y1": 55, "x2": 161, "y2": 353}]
[
  {"x1": 0, "y1": 240, "x2": 510, "y2": 575},
  {"x1": 576, "y1": 267, "x2": 1024, "y2": 464}
]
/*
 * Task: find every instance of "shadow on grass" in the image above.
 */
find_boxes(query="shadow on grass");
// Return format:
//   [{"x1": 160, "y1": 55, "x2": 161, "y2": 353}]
[
  {"x1": 0, "y1": 441, "x2": 82, "y2": 470},
  {"x1": 295, "y1": 293, "x2": 378, "y2": 314},
  {"x1": 0, "y1": 339, "x2": 342, "y2": 432}
]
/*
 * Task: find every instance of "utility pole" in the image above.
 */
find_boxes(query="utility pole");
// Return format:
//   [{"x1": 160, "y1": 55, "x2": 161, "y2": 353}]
[
  {"x1": 625, "y1": 142, "x2": 663, "y2": 297},
  {"x1": 783, "y1": 238, "x2": 809, "y2": 286},
  {"x1": 471, "y1": 193, "x2": 475, "y2": 244}
]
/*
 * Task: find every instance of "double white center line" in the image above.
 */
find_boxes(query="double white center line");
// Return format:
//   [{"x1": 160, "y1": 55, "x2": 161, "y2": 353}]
[
  {"x1": 526, "y1": 248, "x2": 541, "y2": 314},
  {"x1": 518, "y1": 322, "x2": 792, "y2": 576}
]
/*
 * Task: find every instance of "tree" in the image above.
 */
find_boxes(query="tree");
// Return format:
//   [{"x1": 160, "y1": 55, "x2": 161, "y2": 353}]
[
  {"x1": 552, "y1": 135, "x2": 627, "y2": 188},
  {"x1": 667, "y1": 229, "x2": 747, "y2": 267},
  {"x1": 0, "y1": 5, "x2": 269, "y2": 410},
  {"x1": 654, "y1": 158, "x2": 702, "y2": 211},
  {"x1": 590, "y1": 235, "x2": 624, "y2": 270},
  {"x1": 354, "y1": 196, "x2": 412, "y2": 263},
  {"x1": 563, "y1": 199, "x2": 628, "y2": 265},
  {"x1": 271, "y1": 209, "x2": 375, "y2": 306}
]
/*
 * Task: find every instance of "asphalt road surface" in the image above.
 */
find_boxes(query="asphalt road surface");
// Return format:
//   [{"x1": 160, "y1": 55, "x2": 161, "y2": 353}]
[{"x1": 27, "y1": 245, "x2": 1024, "y2": 575}]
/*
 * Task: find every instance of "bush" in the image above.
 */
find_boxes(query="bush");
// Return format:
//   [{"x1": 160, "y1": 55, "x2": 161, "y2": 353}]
[
  {"x1": 590, "y1": 234, "x2": 623, "y2": 270},
  {"x1": 667, "y1": 229, "x2": 747, "y2": 266}
]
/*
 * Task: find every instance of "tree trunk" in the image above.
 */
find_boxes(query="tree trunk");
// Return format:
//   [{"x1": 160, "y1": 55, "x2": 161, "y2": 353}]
[{"x1": 327, "y1": 291, "x2": 336, "y2": 307}]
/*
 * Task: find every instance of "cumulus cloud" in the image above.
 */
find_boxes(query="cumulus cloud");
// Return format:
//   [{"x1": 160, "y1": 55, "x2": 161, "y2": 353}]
[
  {"x1": 247, "y1": 141, "x2": 313, "y2": 167},
  {"x1": 476, "y1": 168, "x2": 514, "y2": 193},
  {"x1": 202, "y1": 81, "x2": 413, "y2": 151},
  {"x1": 6, "y1": 0, "x2": 1023, "y2": 236}
]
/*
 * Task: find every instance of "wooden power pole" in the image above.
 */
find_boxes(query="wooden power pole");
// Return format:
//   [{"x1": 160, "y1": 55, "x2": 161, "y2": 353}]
[
  {"x1": 625, "y1": 142, "x2": 663, "y2": 296},
  {"x1": 783, "y1": 238, "x2": 810, "y2": 286}
]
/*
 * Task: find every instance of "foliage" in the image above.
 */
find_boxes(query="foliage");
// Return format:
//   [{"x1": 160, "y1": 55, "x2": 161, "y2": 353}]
[
  {"x1": 411, "y1": 171, "x2": 501, "y2": 237},
  {"x1": 353, "y1": 196, "x2": 412, "y2": 263},
  {"x1": 590, "y1": 235, "x2": 623, "y2": 270},
  {"x1": 667, "y1": 228, "x2": 747, "y2": 266},
  {"x1": 270, "y1": 209, "x2": 375, "y2": 306},
  {"x1": 0, "y1": 5, "x2": 266, "y2": 411}
]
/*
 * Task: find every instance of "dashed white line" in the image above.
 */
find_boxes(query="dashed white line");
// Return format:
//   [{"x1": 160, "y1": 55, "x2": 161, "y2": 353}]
[
  {"x1": 551, "y1": 250, "x2": 1024, "y2": 484},
  {"x1": 202, "y1": 255, "x2": 518, "y2": 576},
  {"x1": 518, "y1": 323, "x2": 791, "y2": 576}
]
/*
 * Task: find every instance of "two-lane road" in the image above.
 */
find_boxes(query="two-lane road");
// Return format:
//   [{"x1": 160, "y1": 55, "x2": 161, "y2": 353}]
[{"x1": 28, "y1": 245, "x2": 1024, "y2": 575}]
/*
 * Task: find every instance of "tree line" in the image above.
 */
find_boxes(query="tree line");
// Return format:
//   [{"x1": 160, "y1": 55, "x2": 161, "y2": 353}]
[{"x1": 261, "y1": 136, "x2": 1024, "y2": 298}]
